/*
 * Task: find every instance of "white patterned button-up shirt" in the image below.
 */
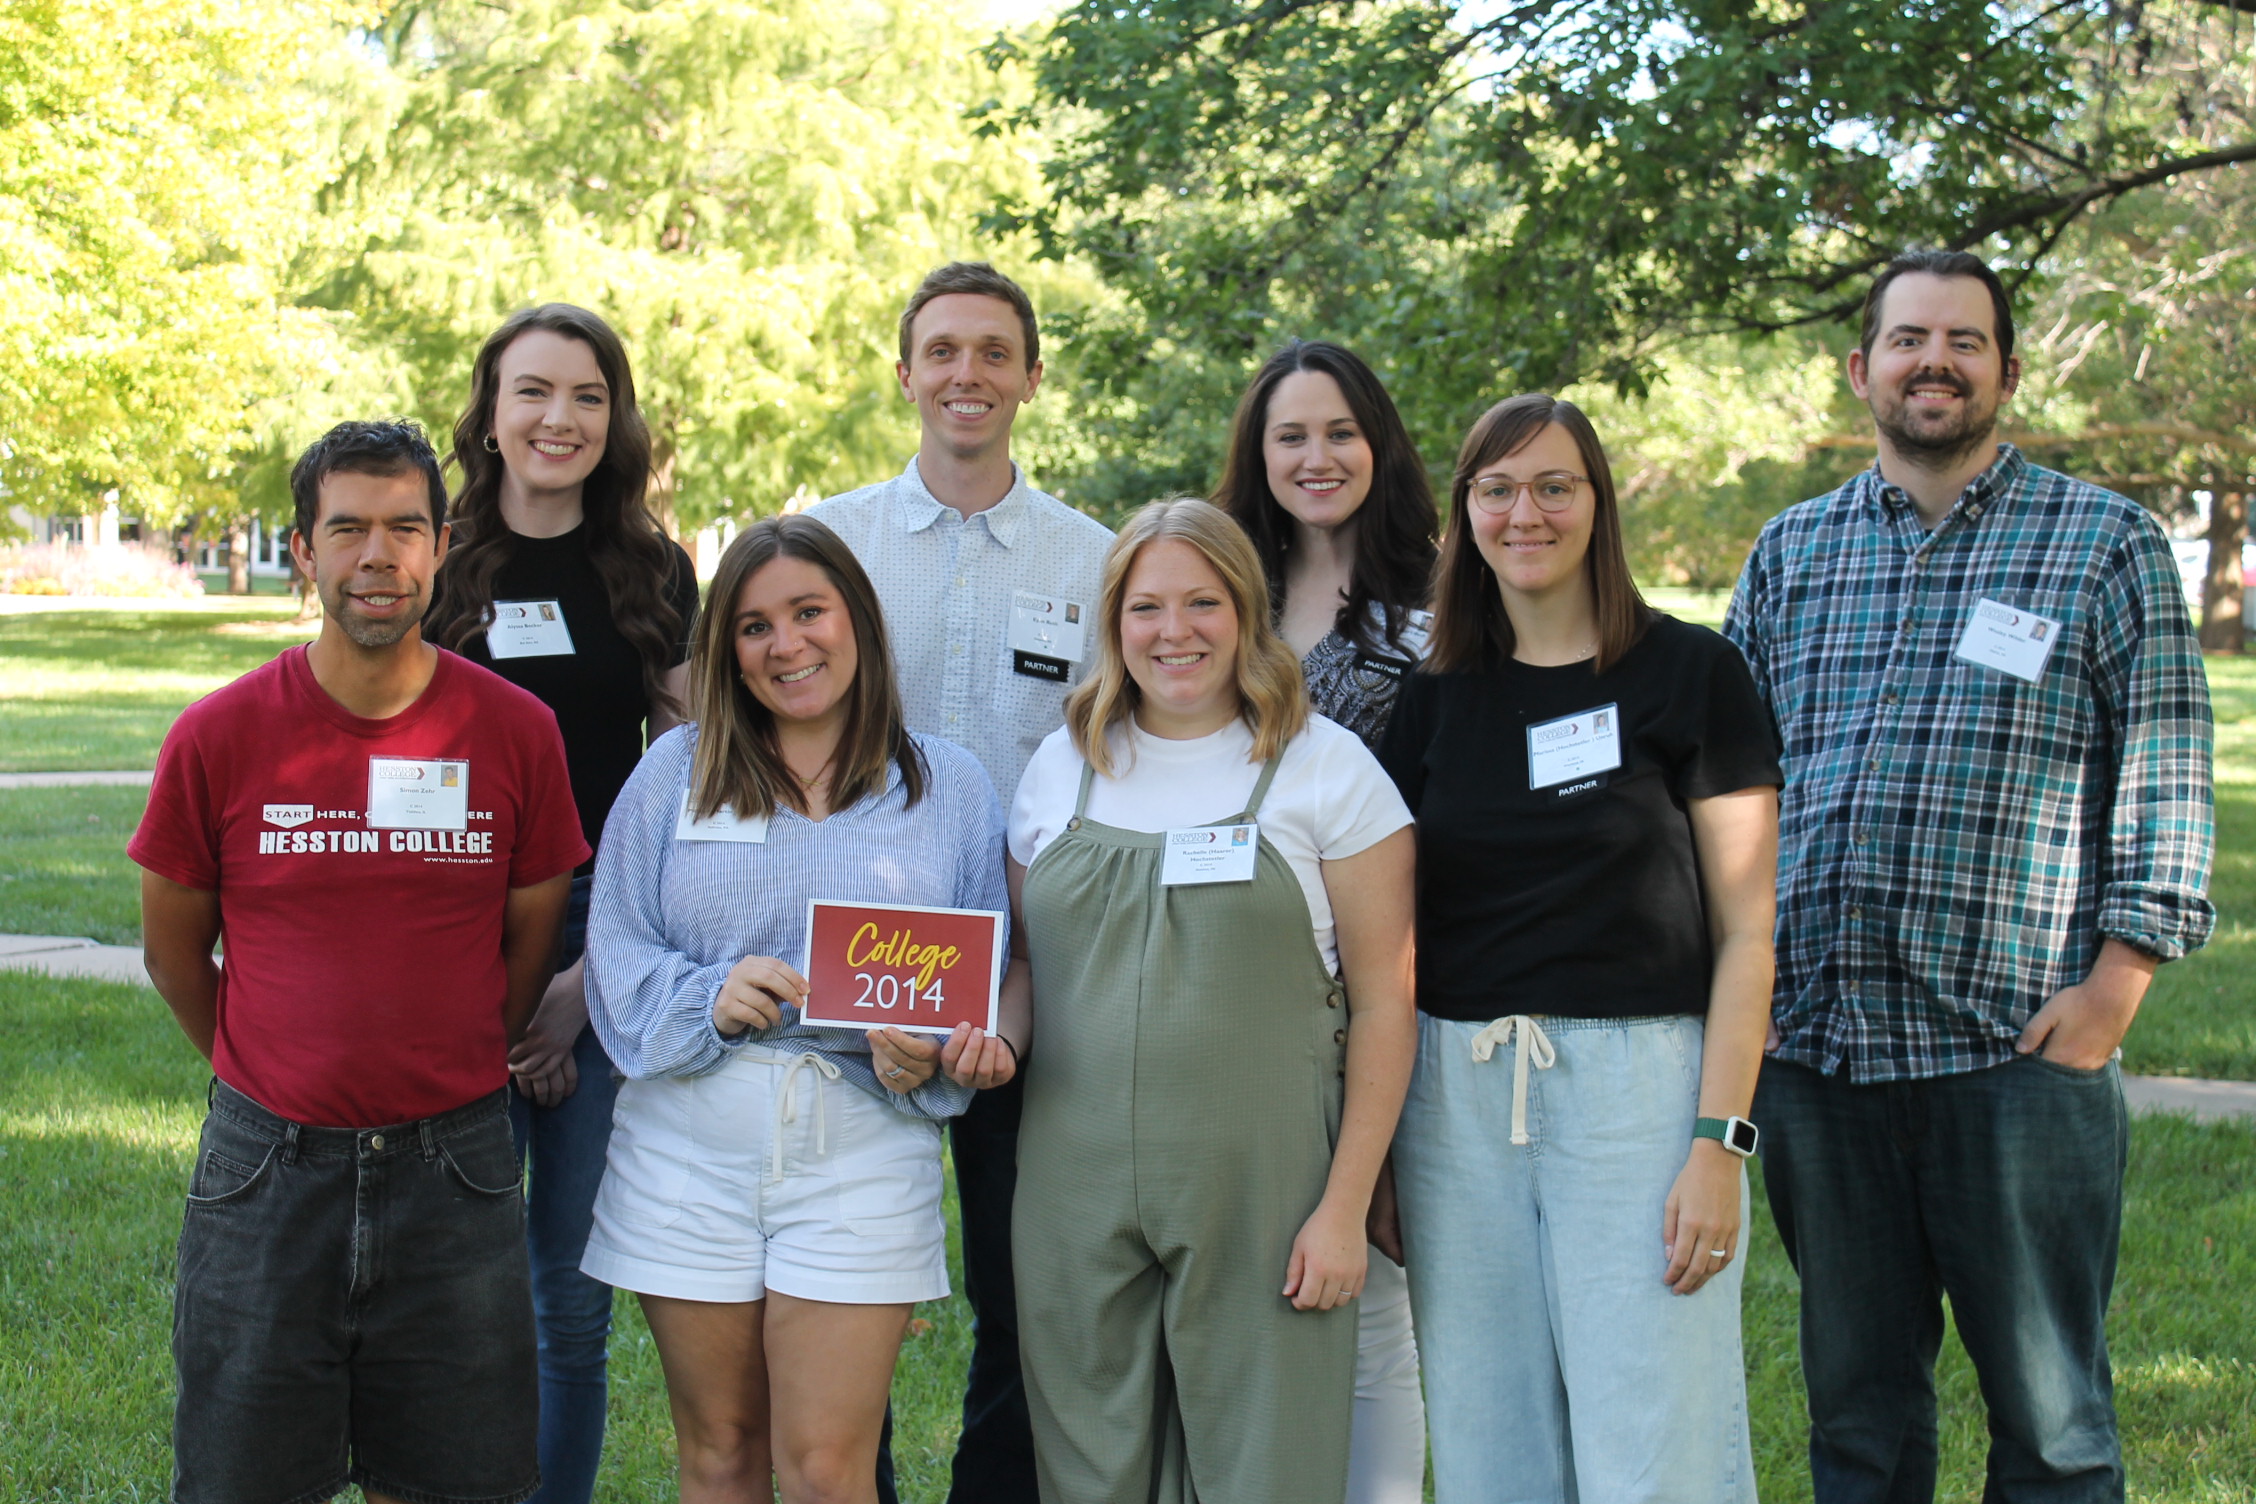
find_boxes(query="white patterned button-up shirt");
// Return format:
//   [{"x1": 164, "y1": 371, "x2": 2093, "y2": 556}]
[{"x1": 809, "y1": 459, "x2": 1116, "y2": 802}]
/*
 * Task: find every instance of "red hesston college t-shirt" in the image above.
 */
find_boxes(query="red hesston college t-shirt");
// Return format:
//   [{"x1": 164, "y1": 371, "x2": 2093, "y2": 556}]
[{"x1": 129, "y1": 645, "x2": 590, "y2": 1127}]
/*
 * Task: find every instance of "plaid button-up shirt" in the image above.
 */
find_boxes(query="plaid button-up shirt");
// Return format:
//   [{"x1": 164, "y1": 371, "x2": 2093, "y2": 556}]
[{"x1": 1724, "y1": 446, "x2": 2215, "y2": 1083}]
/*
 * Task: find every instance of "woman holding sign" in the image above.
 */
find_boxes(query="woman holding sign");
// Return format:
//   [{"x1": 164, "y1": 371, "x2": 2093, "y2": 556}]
[
  {"x1": 1213, "y1": 339, "x2": 1436, "y2": 1504},
  {"x1": 1375, "y1": 394, "x2": 1779, "y2": 1503},
  {"x1": 1007, "y1": 498, "x2": 1416, "y2": 1504},
  {"x1": 424, "y1": 303, "x2": 699, "y2": 1504},
  {"x1": 581, "y1": 514, "x2": 1020, "y2": 1504}
]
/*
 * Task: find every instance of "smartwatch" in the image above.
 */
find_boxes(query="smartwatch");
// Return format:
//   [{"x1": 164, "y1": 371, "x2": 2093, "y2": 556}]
[{"x1": 1694, "y1": 1115, "x2": 1760, "y2": 1158}]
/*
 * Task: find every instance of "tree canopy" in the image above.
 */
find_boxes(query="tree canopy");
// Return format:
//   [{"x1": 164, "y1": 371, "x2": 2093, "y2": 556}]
[
  {"x1": 313, "y1": 0, "x2": 1068, "y2": 530},
  {"x1": 0, "y1": 0, "x2": 359, "y2": 518}
]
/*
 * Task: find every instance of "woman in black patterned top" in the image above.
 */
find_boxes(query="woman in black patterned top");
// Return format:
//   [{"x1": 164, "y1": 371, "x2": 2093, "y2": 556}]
[
  {"x1": 1213, "y1": 338, "x2": 1438, "y2": 1504},
  {"x1": 1216, "y1": 340, "x2": 1439, "y2": 752}
]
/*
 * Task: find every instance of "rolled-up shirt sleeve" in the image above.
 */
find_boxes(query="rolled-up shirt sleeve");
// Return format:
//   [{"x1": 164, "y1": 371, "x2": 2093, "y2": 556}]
[
  {"x1": 2093, "y1": 515, "x2": 2216, "y2": 960},
  {"x1": 585, "y1": 737, "x2": 739, "y2": 1080}
]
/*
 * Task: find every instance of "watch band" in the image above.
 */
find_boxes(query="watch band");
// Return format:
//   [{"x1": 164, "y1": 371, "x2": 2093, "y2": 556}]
[{"x1": 1693, "y1": 1115, "x2": 1760, "y2": 1158}]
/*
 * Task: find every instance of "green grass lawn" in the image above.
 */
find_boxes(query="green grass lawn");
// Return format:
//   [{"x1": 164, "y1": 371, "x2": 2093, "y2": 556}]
[
  {"x1": 2, "y1": 602, "x2": 2253, "y2": 1501},
  {"x1": 0, "y1": 603, "x2": 315, "y2": 773},
  {"x1": 2, "y1": 967, "x2": 2249, "y2": 1502}
]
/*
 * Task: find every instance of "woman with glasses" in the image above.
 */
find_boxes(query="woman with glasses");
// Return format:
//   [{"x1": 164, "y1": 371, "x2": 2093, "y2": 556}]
[
  {"x1": 1376, "y1": 395, "x2": 1781, "y2": 1502},
  {"x1": 1211, "y1": 339, "x2": 1434, "y2": 1503}
]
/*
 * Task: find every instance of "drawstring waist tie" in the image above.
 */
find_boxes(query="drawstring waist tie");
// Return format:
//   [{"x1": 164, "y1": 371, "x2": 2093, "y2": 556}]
[{"x1": 1468, "y1": 1015, "x2": 1556, "y2": 1145}]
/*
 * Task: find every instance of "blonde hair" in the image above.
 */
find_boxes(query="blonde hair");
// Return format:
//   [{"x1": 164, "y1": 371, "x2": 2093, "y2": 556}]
[
  {"x1": 688, "y1": 515, "x2": 925, "y2": 821},
  {"x1": 1063, "y1": 497, "x2": 1309, "y2": 777}
]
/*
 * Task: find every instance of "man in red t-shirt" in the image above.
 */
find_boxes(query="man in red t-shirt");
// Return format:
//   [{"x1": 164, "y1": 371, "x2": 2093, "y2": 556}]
[{"x1": 130, "y1": 420, "x2": 589, "y2": 1504}]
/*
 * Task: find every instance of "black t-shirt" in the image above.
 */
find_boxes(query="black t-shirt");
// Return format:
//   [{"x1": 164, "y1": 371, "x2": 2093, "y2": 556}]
[
  {"x1": 1377, "y1": 614, "x2": 1781, "y2": 1021},
  {"x1": 454, "y1": 526, "x2": 699, "y2": 874}
]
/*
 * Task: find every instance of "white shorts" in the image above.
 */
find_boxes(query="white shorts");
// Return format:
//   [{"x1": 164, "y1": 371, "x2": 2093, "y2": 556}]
[{"x1": 581, "y1": 1044, "x2": 949, "y2": 1305}]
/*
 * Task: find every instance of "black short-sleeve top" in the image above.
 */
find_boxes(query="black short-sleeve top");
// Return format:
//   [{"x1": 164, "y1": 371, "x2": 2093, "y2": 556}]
[
  {"x1": 1377, "y1": 613, "x2": 1782, "y2": 1021},
  {"x1": 454, "y1": 526, "x2": 700, "y2": 874}
]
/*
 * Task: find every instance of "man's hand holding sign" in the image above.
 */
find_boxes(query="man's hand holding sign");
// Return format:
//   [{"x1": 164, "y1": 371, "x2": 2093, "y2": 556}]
[{"x1": 708, "y1": 900, "x2": 1019, "y2": 1096}]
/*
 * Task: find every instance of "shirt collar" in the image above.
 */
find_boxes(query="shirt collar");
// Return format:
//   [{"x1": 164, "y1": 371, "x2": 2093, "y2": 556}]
[
  {"x1": 1861, "y1": 443, "x2": 2027, "y2": 527},
  {"x1": 892, "y1": 456, "x2": 1031, "y2": 548}
]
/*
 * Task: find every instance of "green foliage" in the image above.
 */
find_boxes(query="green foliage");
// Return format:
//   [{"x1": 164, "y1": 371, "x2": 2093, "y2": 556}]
[
  {"x1": 1567, "y1": 331, "x2": 1862, "y2": 587},
  {"x1": 0, "y1": 0, "x2": 366, "y2": 522},
  {"x1": 991, "y1": 0, "x2": 2256, "y2": 506},
  {"x1": 309, "y1": 0, "x2": 1077, "y2": 528}
]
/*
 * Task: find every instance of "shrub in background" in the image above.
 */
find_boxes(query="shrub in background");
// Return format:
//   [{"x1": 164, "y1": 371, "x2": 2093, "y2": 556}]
[{"x1": 0, "y1": 543, "x2": 204, "y2": 598}]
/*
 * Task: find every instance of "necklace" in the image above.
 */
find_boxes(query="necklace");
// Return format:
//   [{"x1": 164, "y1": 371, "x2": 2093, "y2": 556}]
[{"x1": 784, "y1": 755, "x2": 835, "y2": 789}]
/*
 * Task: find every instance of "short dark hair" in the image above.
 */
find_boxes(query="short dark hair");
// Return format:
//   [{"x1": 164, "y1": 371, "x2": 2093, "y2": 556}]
[
  {"x1": 1859, "y1": 250, "x2": 2016, "y2": 361},
  {"x1": 289, "y1": 421, "x2": 448, "y2": 541},
  {"x1": 898, "y1": 262, "x2": 1040, "y2": 369}
]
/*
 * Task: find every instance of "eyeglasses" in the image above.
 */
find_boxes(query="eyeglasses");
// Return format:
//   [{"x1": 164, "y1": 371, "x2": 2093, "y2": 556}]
[{"x1": 1469, "y1": 472, "x2": 1589, "y2": 514}]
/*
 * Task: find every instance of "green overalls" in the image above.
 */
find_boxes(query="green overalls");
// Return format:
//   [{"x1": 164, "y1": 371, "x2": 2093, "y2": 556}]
[{"x1": 1014, "y1": 750, "x2": 1355, "y2": 1504}]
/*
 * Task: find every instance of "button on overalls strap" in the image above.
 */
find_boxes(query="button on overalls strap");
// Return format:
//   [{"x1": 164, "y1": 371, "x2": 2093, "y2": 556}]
[{"x1": 1015, "y1": 743, "x2": 1353, "y2": 1504}]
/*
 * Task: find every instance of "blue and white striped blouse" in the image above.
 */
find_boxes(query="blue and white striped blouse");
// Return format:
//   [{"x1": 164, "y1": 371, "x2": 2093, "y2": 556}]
[{"x1": 585, "y1": 723, "x2": 1006, "y2": 1120}]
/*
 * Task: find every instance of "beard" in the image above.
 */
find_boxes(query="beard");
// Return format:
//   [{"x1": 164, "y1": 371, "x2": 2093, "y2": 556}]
[
  {"x1": 322, "y1": 582, "x2": 427, "y2": 649},
  {"x1": 1870, "y1": 371, "x2": 2001, "y2": 469}
]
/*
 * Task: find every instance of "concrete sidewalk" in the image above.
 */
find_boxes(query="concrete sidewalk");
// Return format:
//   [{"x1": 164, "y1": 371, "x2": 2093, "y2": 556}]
[
  {"x1": 2119, "y1": 1073, "x2": 2256, "y2": 1125},
  {"x1": 0, "y1": 770, "x2": 153, "y2": 789},
  {"x1": 0, "y1": 934, "x2": 150, "y2": 986}
]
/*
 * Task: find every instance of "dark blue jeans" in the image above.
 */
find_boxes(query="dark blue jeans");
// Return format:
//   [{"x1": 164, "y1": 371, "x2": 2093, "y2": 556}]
[
  {"x1": 874, "y1": 1076, "x2": 1039, "y2": 1504},
  {"x1": 1755, "y1": 1053, "x2": 2130, "y2": 1504},
  {"x1": 173, "y1": 1080, "x2": 538, "y2": 1504},
  {"x1": 507, "y1": 875, "x2": 621, "y2": 1504}
]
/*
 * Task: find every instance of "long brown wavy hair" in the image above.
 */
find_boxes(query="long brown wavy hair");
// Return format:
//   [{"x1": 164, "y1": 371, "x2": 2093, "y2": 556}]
[
  {"x1": 427, "y1": 304, "x2": 684, "y2": 716},
  {"x1": 1427, "y1": 393, "x2": 1650, "y2": 674},
  {"x1": 1064, "y1": 498, "x2": 1309, "y2": 777},
  {"x1": 688, "y1": 516, "x2": 926, "y2": 821},
  {"x1": 1212, "y1": 339, "x2": 1437, "y2": 652}
]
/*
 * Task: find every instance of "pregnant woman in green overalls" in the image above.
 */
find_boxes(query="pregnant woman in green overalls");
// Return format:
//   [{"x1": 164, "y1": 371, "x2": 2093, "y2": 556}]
[{"x1": 1003, "y1": 498, "x2": 1417, "y2": 1504}]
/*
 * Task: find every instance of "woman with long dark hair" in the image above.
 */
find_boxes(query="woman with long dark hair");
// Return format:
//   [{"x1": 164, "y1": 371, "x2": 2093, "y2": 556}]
[
  {"x1": 424, "y1": 304, "x2": 699, "y2": 1504},
  {"x1": 581, "y1": 515, "x2": 1017, "y2": 1503},
  {"x1": 1213, "y1": 339, "x2": 1436, "y2": 1503},
  {"x1": 1377, "y1": 394, "x2": 1780, "y2": 1502}
]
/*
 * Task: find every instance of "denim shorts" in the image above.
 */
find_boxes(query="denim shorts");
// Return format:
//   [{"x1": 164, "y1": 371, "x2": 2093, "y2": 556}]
[{"x1": 172, "y1": 1079, "x2": 540, "y2": 1504}]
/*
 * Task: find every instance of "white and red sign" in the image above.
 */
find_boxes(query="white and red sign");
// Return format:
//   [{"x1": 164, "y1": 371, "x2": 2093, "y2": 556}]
[{"x1": 801, "y1": 900, "x2": 1004, "y2": 1037}]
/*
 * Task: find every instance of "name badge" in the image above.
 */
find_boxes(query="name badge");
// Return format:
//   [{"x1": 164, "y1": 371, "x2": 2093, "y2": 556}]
[
  {"x1": 676, "y1": 792, "x2": 769, "y2": 844},
  {"x1": 1953, "y1": 598, "x2": 2061, "y2": 684},
  {"x1": 1353, "y1": 650, "x2": 1412, "y2": 683},
  {"x1": 1527, "y1": 704, "x2": 1623, "y2": 790},
  {"x1": 1009, "y1": 592, "x2": 1087, "y2": 681},
  {"x1": 1160, "y1": 823, "x2": 1259, "y2": 885},
  {"x1": 485, "y1": 600, "x2": 576, "y2": 659},
  {"x1": 367, "y1": 757, "x2": 469, "y2": 831}
]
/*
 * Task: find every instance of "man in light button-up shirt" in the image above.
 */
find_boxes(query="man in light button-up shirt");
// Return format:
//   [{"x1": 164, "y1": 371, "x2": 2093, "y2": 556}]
[{"x1": 809, "y1": 262, "x2": 1113, "y2": 1504}]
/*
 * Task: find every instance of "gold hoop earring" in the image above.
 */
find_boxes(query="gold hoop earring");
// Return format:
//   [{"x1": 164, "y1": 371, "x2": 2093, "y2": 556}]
[{"x1": 482, "y1": 434, "x2": 499, "y2": 453}]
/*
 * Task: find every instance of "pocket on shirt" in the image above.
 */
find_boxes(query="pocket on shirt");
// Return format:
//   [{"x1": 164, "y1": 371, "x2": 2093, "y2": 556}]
[{"x1": 998, "y1": 669, "x2": 1072, "y2": 768}]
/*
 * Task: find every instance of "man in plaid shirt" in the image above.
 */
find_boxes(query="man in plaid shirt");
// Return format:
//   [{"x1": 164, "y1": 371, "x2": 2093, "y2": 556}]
[{"x1": 1725, "y1": 250, "x2": 2214, "y2": 1504}]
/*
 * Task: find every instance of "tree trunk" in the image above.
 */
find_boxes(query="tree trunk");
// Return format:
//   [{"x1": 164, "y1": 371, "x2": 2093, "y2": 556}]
[
  {"x1": 646, "y1": 421, "x2": 680, "y2": 540},
  {"x1": 226, "y1": 521, "x2": 252, "y2": 595},
  {"x1": 2200, "y1": 489, "x2": 2247, "y2": 654}
]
